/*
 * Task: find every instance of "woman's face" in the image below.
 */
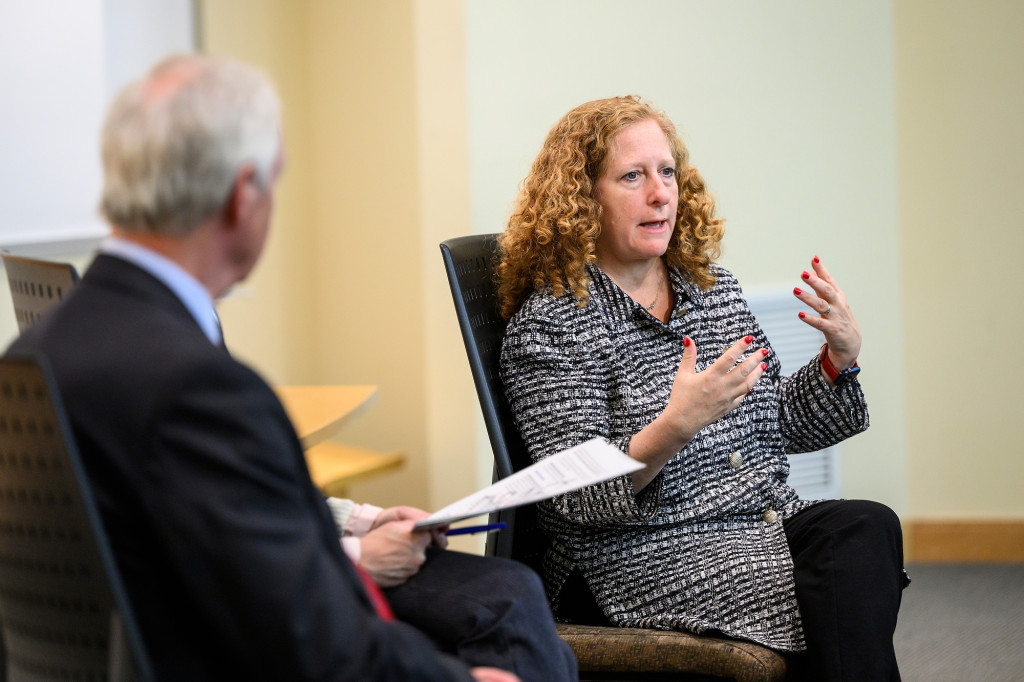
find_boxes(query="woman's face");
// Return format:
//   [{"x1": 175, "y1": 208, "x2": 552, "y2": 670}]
[{"x1": 593, "y1": 118, "x2": 678, "y2": 276}]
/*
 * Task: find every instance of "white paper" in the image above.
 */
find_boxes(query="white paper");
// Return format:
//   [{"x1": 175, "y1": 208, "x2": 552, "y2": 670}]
[{"x1": 414, "y1": 438, "x2": 644, "y2": 529}]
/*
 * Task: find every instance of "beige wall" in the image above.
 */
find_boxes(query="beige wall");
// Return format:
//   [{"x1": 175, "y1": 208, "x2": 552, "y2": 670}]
[
  {"x1": 411, "y1": 2, "x2": 490, "y2": 505},
  {"x1": 295, "y1": 0, "x2": 429, "y2": 512},
  {"x1": 895, "y1": 0, "x2": 1024, "y2": 518},
  {"x1": 200, "y1": 1, "x2": 481, "y2": 541},
  {"x1": 200, "y1": 0, "x2": 315, "y2": 386}
]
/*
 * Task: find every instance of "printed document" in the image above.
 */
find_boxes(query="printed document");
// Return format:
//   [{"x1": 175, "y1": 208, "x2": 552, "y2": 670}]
[{"x1": 414, "y1": 438, "x2": 644, "y2": 529}]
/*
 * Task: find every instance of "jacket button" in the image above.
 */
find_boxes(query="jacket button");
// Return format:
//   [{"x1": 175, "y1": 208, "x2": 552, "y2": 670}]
[
  {"x1": 729, "y1": 451, "x2": 743, "y2": 469},
  {"x1": 762, "y1": 509, "x2": 779, "y2": 524},
  {"x1": 672, "y1": 307, "x2": 688, "y2": 319}
]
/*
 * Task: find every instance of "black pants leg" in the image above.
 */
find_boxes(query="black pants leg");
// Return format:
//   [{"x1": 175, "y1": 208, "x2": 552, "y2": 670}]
[
  {"x1": 783, "y1": 499, "x2": 907, "y2": 681},
  {"x1": 384, "y1": 548, "x2": 578, "y2": 682}
]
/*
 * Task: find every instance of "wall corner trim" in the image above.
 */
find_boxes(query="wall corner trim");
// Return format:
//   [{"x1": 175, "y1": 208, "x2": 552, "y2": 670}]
[{"x1": 908, "y1": 519, "x2": 1024, "y2": 563}]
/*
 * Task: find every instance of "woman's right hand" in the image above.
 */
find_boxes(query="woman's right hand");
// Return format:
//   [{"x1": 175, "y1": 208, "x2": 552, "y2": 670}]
[
  {"x1": 662, "y1": 335, "x2": 768, "y2": 443},
  {"x1": 628, "y1": 335, "x2": 767, "y2": 490}
]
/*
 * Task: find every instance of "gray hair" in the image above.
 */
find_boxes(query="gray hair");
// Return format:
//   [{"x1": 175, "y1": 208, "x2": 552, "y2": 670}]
[{"x1": 100, "y1": 54, "x2": 282, "y2": 236}]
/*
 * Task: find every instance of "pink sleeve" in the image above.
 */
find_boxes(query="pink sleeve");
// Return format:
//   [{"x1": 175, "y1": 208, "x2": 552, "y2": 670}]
[
  {"x1": 341, "y1": 536, "x2": 362, "y2": 562},
  {"x1": 344, "y1": 503, "x2": 384, "y2": 537}
]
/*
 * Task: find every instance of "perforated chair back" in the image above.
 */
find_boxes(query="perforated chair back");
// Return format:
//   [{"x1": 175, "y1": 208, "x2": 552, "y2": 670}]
[
  {"x1": 438, "y1": 234, "x2": 545, "y2": 568},
  {"x1": 0, "y1": 353, "x2": 153, "y2": 681},
  {"x1": 1, "y1": 254, "x2": 79, "y2": 333}
]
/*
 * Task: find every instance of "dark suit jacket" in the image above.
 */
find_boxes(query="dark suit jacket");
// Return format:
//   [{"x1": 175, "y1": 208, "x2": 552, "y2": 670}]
[{"x1": 7, "y1": 254, "x2": 471, "y2": 681}]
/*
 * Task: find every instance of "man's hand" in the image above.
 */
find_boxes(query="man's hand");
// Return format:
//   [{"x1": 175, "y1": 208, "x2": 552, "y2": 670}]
[
  {"x1": 371, "y1": 505, "x2": 430, "y2": 527},
  {"x1": 358, "y1": 520, "x2": 430, "y2": 587},
  {"x1": 471, "y1": 668, "x2": 520, "y2": 682},
  {"x1": 372, "y1": 505, "x2": 447, "y2": 548}
]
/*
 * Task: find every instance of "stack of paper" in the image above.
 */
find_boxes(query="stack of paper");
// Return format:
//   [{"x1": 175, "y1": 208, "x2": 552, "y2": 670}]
[{"x1": 415, "y1": 438, "x2": 644, "y2": 529}]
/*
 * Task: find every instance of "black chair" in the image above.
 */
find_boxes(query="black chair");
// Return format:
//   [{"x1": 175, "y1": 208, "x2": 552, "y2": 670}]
[
  {"x1": 0, "y1": 352, "x2": 153, "y2": 681},
  {"x1": 1, "y1": 254, "x2": 79, "y2": 333},
  {"x1": 440, "y1": 234, "x2": 789, "y2": 682}
]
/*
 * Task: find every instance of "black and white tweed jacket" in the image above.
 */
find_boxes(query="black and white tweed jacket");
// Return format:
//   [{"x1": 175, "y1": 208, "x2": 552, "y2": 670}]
[{"x1": 499, "y1": 263, "x2": 868, "y2": 651}]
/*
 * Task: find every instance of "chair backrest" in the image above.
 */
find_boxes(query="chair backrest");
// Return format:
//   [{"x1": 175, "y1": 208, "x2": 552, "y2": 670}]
[
  {"x1": 1, "y1": 254, "x2": 80, "y2": 333},
  {"x1": 439, "y1": 234, "x2": 546, "y2": 569},
  {"x1": 0, "y1": 352, "x2": 153, "y2": 681}
]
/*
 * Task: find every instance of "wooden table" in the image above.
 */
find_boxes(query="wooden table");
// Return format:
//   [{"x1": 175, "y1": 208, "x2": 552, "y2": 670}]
[
  {"x1": 273, "y1": 385, "x2": 404, "y2": 494},
  {"x1": 303, "y1": 442, "x2": 405, "y2": 497},
  {"x1": 274, "y1": 384, "x2": 377, "y2": 449}
]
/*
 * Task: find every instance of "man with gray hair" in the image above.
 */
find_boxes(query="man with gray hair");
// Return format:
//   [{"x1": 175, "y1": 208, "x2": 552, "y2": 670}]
[{"x1": 6, "y1": 54, "x2": 574, "y2": 681}]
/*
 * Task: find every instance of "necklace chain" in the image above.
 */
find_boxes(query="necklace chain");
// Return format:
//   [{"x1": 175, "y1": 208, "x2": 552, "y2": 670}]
[
  {"x1": 644, "y1": 289, "x2": 660, "y2": 311},
  {"x1": 642, "y1": 269, "x2": 665, "y2": 311}
]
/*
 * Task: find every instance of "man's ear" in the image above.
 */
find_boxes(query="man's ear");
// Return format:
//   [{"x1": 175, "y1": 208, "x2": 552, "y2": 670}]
[{"x1": 225, "y1": 164, "x2": 259, "y2": 227}]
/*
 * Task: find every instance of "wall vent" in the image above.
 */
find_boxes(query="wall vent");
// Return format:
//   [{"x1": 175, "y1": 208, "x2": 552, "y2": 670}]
[{"x1": 745, "y1": 288, "x2": 839, "y2": 500}]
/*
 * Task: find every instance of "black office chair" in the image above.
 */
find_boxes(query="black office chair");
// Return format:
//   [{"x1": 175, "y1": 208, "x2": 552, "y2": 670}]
[
  {"x1": 440, "y1": 234, "x2": 789, "y2": 682},
  {"x1": 1, "y1": 254, "x2": 79, "y2": 333},
  {"x1": 0, "y1": 352, "x2": 153, "y2": 681}
]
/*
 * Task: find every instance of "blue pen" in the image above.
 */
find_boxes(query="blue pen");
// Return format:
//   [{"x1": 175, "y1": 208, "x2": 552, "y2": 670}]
[{"x1": 444, "y1": 522, "x2": 507, "y2": 537}]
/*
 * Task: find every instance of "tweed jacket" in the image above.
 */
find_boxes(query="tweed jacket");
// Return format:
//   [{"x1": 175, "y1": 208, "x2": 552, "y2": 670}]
[{"x1": 499, "y1": 263, "x2": 869, "y2": 651}]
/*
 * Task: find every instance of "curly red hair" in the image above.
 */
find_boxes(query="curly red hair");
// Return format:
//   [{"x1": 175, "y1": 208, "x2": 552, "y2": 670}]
[{"x1": 497, "y1": 96, "x2": 725, "y2": 318}]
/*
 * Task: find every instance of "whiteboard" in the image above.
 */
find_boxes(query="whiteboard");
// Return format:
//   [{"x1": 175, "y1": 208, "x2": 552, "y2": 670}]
[{"x1": 0, "y1": 0, "x2": 195, "y2": 252}]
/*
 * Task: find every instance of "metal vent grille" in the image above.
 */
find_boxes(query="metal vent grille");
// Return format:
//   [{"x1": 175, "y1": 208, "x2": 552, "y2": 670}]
[{"x1": 745, "y1": 288, "x2": 839, "y2": 500}]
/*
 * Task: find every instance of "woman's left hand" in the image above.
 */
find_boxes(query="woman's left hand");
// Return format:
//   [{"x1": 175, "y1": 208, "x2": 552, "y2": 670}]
[{"x1": 793, "y1": 256, "x2": 861, "y2": 370}]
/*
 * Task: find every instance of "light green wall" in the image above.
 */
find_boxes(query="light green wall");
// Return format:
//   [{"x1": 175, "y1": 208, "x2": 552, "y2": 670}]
[{"x1": 465, "y1": 0, "x2": 908, "y2": 512}]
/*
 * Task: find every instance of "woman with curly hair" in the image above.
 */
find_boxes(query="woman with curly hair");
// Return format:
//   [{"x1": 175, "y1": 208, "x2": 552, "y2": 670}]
[{"x1": 498, "y1": 96, "x2": 907, "y2": 681}]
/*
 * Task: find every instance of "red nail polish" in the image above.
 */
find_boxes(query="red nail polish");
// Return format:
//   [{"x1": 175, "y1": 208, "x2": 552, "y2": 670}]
[
  {"x1": 761, "y1": 349, "x2": 769, "y2": 357},
  {"x1": 799, "y1": 311, "x2": 806, "y2": 319},
  {"x1": 813, "y1": 256, "x2": 820, "y2": 264},
  {"x1": 793, "y1": 287, "x2": 802, "y2": 295},
  {"x1": 801, "y1": 271, "x2": 810, "y2": 280},
  {"x1": 744, "y1": 335, "x2": 753, "y2": 344},
  {"x1": 760, "y1": 362, "x2": 767, "y2": 371},
  {"x1": 683, "y1": 337, "x2": 692, "y2": 347}
]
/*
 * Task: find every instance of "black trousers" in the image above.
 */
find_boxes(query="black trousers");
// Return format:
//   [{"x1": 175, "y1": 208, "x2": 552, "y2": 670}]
[
  {"x1": 384, "y1": 548, "x2": 578, "y2": 682},
  {"x1": 783, "y1": 499, "x2": 908, "y2": 681}
]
